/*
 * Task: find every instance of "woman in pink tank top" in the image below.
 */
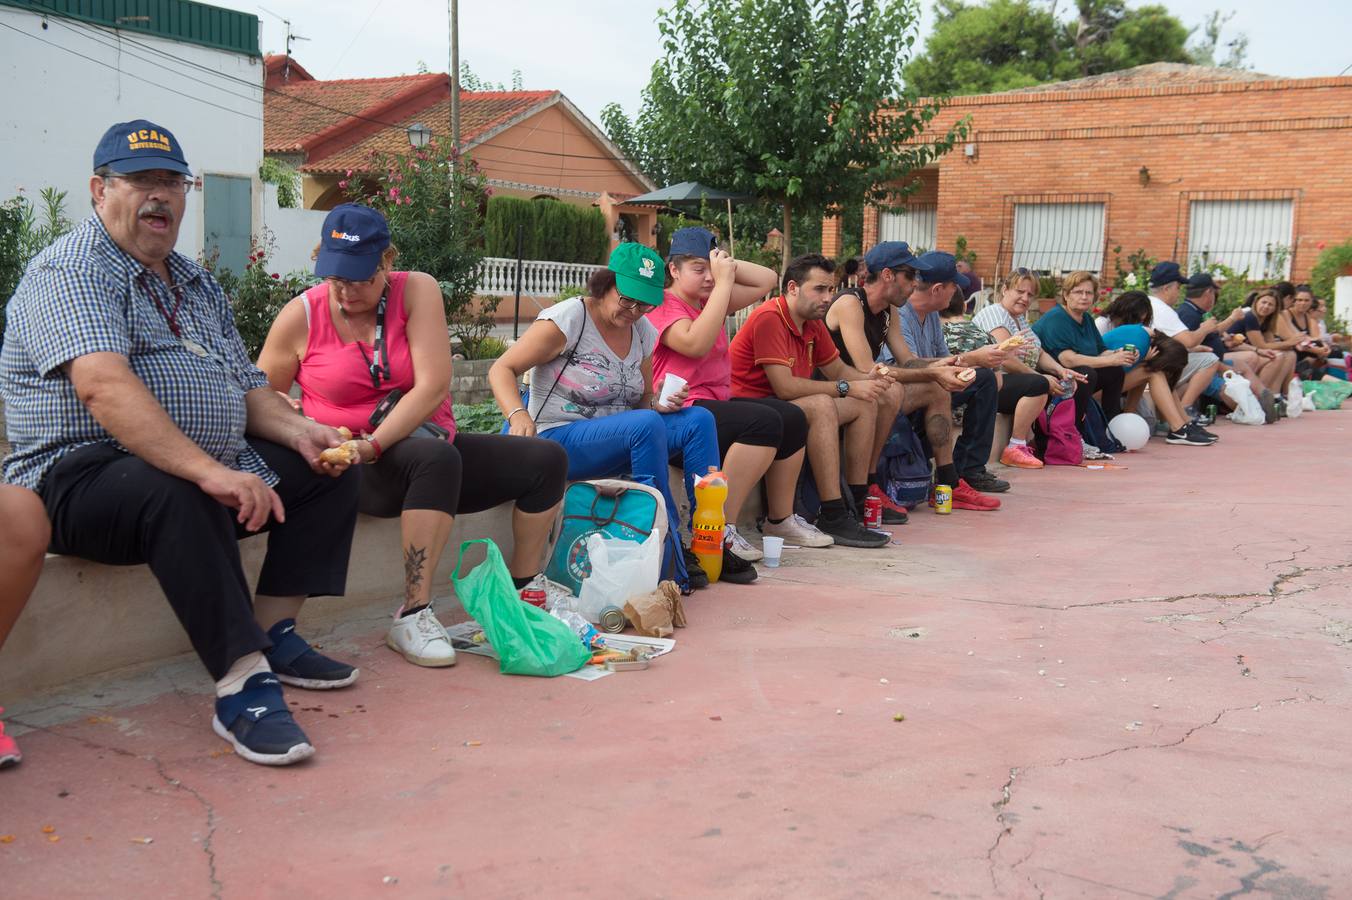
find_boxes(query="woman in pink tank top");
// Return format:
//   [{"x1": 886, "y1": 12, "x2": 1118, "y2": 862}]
[{"x1": 258, "y1": 205, "x2": 568, "y2": 672}]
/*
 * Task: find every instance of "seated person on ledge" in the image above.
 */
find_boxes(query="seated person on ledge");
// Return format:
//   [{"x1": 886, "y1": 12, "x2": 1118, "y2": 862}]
[
  {"x1": 0, "y1": 120, "x2": 361, "y2": 766},
  {"x1": 490, "y1": 243, "x2": 752, "y2": 587},
  {"x1": 258, "y1": 203, "x2": 570, "y2": 668}
]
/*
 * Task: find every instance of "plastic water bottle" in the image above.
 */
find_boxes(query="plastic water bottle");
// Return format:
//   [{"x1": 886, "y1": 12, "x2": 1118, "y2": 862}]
[{"x1": 691, "y1": 467, "x2": 727, "y2": 583}]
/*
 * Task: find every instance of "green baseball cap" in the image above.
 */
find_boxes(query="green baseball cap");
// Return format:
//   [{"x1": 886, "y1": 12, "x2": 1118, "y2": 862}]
[{"x1": 607, "y1": 242, "x2": 665, "y2": 307}]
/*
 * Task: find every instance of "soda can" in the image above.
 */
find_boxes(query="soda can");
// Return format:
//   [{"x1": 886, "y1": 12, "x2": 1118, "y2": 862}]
[
  {"x1": 863, "y1": 495, "x2": 883, "y2": 529},
  {"x1": 934, "y1": 484, "x2": 953, "y2": 515},
  {"x1": 598, "y1": 606, "x2": 627, "y2": 634},
  {"x1": 520, "y1": 588, "x2": 547, "y2": 609},
  {"x1": 1206, "y1": 403, "x2": 1218, "y2": 420}
]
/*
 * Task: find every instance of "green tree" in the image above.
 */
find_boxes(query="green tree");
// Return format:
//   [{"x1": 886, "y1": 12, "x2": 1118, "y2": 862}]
[
  {"x1": 349, "y1": 142, "x2": 495, "y2": 355},
  {"x1": 632, "y1": 0, "x2": 964, "y2": 271},
  {"x1": 600, "y1": 102, "x2": 671, "y2": 186},
  {"x1": 1188, "y1": 10, "x2": 1250, "y2": 69},
  {"x1": 906, "y1": 0, "x2": 1207, "y2": 97}
]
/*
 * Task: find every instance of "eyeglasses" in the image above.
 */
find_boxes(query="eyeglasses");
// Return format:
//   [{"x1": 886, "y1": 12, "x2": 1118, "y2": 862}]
[
  {"x1": 327, "y1": 274, "x2": 380, "y2": 290},
  {"x1": 616, "y1": 294, "x2": 645, "y2": 311},
  {"x1": 106, "y1": 173, "x2": 194, "y2": 195}
]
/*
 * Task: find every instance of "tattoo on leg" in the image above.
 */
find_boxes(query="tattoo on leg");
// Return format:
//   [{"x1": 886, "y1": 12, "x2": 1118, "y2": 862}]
[
  {"x1": 404, "y1": 544, "x2": 428, "y2": 606},
  {"x1": 926, "y1": 413, "x2": 951, "y2": 446}
]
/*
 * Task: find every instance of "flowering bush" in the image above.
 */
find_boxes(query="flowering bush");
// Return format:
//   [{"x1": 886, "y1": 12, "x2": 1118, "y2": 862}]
[
  {"x1": 348, "y1": 142, "x2": 495, "y2": 355},
  {"x1": 204, "y1": 229, "x2": 314, "y2": 360}
]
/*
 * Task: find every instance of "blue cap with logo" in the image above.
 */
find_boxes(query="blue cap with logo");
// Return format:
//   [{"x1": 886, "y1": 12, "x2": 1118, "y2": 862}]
[
  {"x1": 914, "y1": 251, "x2": 970, "y2": 291},
  {"x1": 1150, "y1": 261, "x2": 1186, "y2": 287},
  {"x1": 667, "y1": 226, "x2": 718, "y2": 260},
  {"x1": 314, "y1": 204, "x2": 391, "y2": 281},
  {"x1": 864, "y1": 241, "x2": 931, "y2": 275},
  {"x1": 93, "y1": 119, "x2": 191, "y2": 176}
]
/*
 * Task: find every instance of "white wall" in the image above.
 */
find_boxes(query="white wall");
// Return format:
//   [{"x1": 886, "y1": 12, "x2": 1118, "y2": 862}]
[
  {"x1": 0, "y1": 8, "x2": 263, "y2": 261},
  {"x1": 259, "y1": 184, "x2": 328, "y2": 276}
]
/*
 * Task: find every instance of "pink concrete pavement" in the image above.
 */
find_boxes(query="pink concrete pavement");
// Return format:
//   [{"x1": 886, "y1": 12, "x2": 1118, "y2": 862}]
[{"x1": 3, "y1": 413, "x2": 1351, "y2": 898}]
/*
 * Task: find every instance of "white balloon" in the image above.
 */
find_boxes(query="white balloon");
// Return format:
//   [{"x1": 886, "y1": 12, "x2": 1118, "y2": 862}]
[{"x1": 1108, "y1": 413, "x2": 1150, "y2": 451}]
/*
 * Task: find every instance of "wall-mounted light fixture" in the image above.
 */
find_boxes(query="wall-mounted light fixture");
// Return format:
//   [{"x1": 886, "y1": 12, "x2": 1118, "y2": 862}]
[
  {"x1": 1138, "y1": 166, "x2": 1151, "y2": 187},
  {"x1": 964, "y1": 142, "x2": 977, "y2": 159},
  {"x1": 407, "y1": 123, "x2": 433, "y2": 149}
]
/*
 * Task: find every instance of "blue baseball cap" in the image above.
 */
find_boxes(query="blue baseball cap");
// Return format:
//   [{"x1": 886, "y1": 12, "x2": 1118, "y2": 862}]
[
  {"x1": 1150, "y1": 261, "x2": 1186, "y2": 287},
  {"x1": 864, "y1": 241, "x2": 930, "y2": 274},
  {"x1": 667, "y1": 226, "x2": 717, "y2": 260},
  {"x1": 93, "y1": 120, "x2": 191, "y2": 175},
  {"x1": 314, "y1": 204, "x2": 391, "y2": 280},
  {"x1": 914, "y1": 251, "x2": 970, "y2": 291}
]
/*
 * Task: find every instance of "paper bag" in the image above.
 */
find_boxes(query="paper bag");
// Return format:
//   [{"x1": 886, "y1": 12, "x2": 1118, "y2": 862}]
[{"x1": 624, "y1": 580, "x2": 686, "y2": 638}]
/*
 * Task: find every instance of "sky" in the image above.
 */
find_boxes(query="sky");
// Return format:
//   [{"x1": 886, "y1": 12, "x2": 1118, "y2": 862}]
[{"x1": 248, "y1": 0, "x2": 1352, "y2": 127}]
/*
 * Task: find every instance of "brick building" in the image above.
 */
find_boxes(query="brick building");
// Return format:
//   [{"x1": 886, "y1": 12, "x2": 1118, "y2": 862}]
[{"x1": 824, "y1": 63, "x2": 1352, "y2": 285}]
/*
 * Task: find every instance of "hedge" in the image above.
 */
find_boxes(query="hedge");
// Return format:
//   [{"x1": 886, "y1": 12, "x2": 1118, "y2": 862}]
[{"x1": 484, "y1": 196, "x2": 608, "y2": 264}]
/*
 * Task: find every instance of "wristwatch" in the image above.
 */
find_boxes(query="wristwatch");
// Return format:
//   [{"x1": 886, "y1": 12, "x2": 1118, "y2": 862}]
[{"x1": 836, "y1": 379, "x2": 850, "y2": 398}]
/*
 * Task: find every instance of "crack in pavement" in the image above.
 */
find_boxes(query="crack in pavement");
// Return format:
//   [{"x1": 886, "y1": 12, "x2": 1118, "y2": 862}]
[
  {"x1": 9, "y1": 716, "x2": 224, "y2": 899},
  {"x1": 984, "y1": 698, "x2": 1304, "y2": 896}
]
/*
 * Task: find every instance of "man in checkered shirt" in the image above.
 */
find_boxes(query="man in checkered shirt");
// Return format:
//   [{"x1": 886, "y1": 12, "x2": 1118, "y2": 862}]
[{"x1": 0, "y1": 120, "x2": 362, "y2": 767}]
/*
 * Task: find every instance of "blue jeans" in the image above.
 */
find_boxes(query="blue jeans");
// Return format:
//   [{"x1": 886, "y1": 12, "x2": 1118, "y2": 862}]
[{"x1": 541, "y1": 407, "x2": 720, "y2": 535}]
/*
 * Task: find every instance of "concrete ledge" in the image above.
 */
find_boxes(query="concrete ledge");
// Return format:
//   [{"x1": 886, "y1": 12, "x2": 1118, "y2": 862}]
[{"x1": 0, "y1": 509, "x2": 516, "y2": 702}]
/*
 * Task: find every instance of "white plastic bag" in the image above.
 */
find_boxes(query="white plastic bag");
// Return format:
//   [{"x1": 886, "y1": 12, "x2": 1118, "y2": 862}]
[
  {"x1": 1286, "y1": 377, "x2": 1304, "y2": 419},
  {"x1": 1222, "y1": 370, "x2": 1265, "y2": 425},
  {"x1": 1302, "y1": 393, "x2": 1317, "y2": 412},
  {"x1": 577, "y1": 531, "x2": 661, "y2": 623}
]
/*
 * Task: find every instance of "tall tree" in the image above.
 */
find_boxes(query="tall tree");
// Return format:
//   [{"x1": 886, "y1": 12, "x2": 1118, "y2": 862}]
[
  {"x1": 906, "y1": 0, "x2": 1204, "y2": 97},
  {"x1": 616, "y1": 0, "x2": 964, "y2": 272}
]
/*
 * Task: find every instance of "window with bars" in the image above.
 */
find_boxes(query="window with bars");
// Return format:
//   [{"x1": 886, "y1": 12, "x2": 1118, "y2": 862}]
[
  {"x1": 1011, "y1": 202, "x2": 1106, "y2": 273},
  {"x1": 879, "y1": 204, "x2": 937, "y2": 252},
  {"x1": 1186, "y1": 199, "x2": 1293, "y2": 279}
]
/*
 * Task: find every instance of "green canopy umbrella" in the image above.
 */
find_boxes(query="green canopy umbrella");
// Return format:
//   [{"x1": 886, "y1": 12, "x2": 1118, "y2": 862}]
[{"x1": 623, "y1": 182, "x2": 751, "y2": 256}]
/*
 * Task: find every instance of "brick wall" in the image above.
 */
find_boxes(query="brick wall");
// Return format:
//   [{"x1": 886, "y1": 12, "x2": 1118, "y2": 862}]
[{"x1": 848, "y1": 74, "x2": 1352, "y2": 285}]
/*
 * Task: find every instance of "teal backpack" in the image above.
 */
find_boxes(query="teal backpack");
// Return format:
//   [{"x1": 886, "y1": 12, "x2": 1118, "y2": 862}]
[{"x1": 546, "y1": 478, "x2": 689, "y2": 595}]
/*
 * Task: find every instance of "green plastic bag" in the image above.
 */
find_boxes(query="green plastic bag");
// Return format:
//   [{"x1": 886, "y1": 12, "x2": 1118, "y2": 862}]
[
  {"x1": 1303, "y1": 380, "x2": 1352, "y2": 410},
  {"x1": 451, "y1": 539, "x2": 589, "y2": 677}
]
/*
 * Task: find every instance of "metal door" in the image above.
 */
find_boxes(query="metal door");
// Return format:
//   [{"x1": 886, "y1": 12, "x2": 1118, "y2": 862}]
[{"x1": 203, "y1": 174, "x2": 252, "y2": 275}]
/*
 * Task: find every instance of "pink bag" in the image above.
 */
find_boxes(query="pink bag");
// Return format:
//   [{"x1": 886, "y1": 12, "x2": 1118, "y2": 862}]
[{"x1": 1035, "y1": 399, "x2": 1083, "y2": 466}]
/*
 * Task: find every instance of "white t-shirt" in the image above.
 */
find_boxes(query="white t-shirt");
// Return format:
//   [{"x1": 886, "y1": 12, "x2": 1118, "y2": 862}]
[
  {"x1": 1149, "y1": 296, "x2": 1189, "y2": 338},
  {"x1": 528, "y1": 296, "x2": 658, "y2": 431}
]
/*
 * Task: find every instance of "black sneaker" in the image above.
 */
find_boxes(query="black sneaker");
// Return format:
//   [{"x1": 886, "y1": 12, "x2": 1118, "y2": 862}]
[
  {"x1": 265, "y1": 619, "x2": 358, "y2": 690},
  {"x1": 963, "y1": 467, "x2": 1011, "y2": 493},
  {"x1": 683, "y1": 547, "x2": 710, "y2": 589},
  {"x1": 1191, "y1": 422, "x2": 1219, "y2": 441},
  {"x1": 719, "y1": 543, "x2": 758, "y2": 584},
  {"x1": 1259, "y1": 389, "x2": 1279, "y2": 424},
  {"x1": 1165, "y1": 423, "x2": 1215, "y2": 446},
  {"x1": 814, "y1": 509, "x2": 890, "y2": 549},
  {"x1": 1185, "y1": 405, "x2": 1216, "y2": 427}
]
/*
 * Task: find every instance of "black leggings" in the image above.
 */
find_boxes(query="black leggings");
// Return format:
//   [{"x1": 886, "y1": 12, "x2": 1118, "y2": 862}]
[
  {"x1": 359, "y1": 432, "x2": 569, "y2": 518},
  {"x1": 1071, "y1": 365, "x2": 1125, "y2": 424},
  {"x1": 693, "y1": 397, "x2": 808, "y2": 460},
  {"x1": 997, "y1": 372, "x2": 1051, "y2": 416}
]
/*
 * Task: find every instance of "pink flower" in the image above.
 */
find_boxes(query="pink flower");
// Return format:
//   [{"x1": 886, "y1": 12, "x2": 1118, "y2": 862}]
[
  {"x1": 271, "y1": 273, "x2": 280, "y2": 279},
  {"x1": 403, "y1": 196, "x2": 413, "y2": 205},
  {"x1": 1318, "y1": 241, "x2": 1328, "y2": 250},
  {"x1": 338, "y1": 180, "x2": 348, "y2": 189},
  {"x1": 345, "y1": 169, "x2": 353, "y2": 178},
  {"x1": 389, "y1": 188, "x2": 400, "y2": 199}
]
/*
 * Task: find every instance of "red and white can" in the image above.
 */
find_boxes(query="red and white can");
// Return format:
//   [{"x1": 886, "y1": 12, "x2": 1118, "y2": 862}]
[
  {"x1": 863, "y1": 495, "x2": 883, "y2": 530},
  {"x1": 520, "y1": 588, "x2": 547, "y2": 608}
]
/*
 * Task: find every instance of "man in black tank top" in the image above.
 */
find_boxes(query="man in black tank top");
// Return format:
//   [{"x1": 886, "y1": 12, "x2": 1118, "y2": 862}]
[{"x1": 825, "y1": 242, "x2": 987, "y2": 509}]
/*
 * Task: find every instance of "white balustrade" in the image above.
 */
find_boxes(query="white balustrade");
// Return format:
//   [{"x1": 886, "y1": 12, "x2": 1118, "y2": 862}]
[{"x1": 477, "y1": 257, "x2": 604, "y2": 298}]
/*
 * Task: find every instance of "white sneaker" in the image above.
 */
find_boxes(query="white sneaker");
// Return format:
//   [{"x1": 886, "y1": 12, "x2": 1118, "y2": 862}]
[
  {"x1": 724, "y1": 524, "x2": 763, "y2": 562},
  {"x1": 386, "y1": 605, "x2": 456, "y2": 667},
  {"x1": 762, "y1": 514, "x2": 834, "y2": 548}
]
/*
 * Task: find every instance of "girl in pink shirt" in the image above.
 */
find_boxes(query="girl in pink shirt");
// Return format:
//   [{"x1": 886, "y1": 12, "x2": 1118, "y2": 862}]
[{"x1": 650, "y1": 227, "x2": 830, "y2": 556}]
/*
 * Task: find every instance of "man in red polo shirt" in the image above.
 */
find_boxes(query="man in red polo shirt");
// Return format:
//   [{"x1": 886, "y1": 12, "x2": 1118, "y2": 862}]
[{"x1": 729, "y1": 254, "x2": 893, "y2": 548}]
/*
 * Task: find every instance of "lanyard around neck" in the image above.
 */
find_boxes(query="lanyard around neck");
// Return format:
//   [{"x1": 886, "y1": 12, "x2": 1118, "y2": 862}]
[
  {"x1": 347, "y1": 286, "x2": 390, "y2": 390},
  {"x1": 139, "y1": 272, "x2": 184, "y2": 337}
]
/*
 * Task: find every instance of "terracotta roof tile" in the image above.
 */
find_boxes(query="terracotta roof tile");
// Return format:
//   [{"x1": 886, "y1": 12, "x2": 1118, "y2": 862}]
[{"x1": 264, "y1": 73, "x2": 444, "y2": 153}]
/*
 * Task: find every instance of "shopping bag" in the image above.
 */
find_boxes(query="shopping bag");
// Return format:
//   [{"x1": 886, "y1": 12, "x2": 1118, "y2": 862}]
[
  {"x1": 451, "y1": 539, "x2": 590, "y2": 677},
  {"x1": 577, "y1": 531, "x2": 661, "y2": 623},
  {"x1": 1303, "y1": 379, "x2": 1352, "y2": 410},
  {"x1": 1222, "y1": 370, "x2": 1265, "y2": 425}
]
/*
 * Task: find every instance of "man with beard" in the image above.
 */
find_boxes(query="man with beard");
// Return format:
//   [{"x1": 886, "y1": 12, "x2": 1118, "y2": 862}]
[
  {"x1": 825, "y1": 242, "x2": 982, "y2": 518},
  {"x1": 729, "y1": 254, "x2": 891, "y2": 548},
  {"x1": 0, "y1": 120, "x2": 361, "y2": 766}
]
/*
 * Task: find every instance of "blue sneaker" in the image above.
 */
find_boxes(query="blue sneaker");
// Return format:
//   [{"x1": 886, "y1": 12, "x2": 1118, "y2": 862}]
[
  {"x1": 212, "y1": 673, "x2": 314, "y2": 766},
  {"x1": 264, "y1": 619, "x2": 358, "y2": 690}
]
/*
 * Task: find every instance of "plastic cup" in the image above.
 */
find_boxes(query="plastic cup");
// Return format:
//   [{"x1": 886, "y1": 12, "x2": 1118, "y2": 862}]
[
  {"x1": 658, "y1": 373, "x2": 688, "y2": 408},
  {"x1": 761, "y1": 536, "x2": 784, "y2": 567}
]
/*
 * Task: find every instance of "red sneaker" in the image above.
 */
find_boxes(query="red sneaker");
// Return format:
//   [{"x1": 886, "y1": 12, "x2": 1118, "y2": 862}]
[
  {"x1": 0, "y1": 708, "x2": 21, "y2": 769},
  {"x1": 953, "y1": 478, "x2": 1001, "y2": 510},
  {"x1": 867, "y1": 483, "x2": 908, "y2": 524}
]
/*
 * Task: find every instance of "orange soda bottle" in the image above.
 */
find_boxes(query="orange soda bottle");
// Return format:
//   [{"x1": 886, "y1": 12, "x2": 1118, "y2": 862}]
[{"x1": 691, "y1": 467, "x2": 727, "y2": 583}]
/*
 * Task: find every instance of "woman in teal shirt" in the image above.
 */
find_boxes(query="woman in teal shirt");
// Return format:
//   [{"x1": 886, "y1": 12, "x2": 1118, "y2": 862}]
[{"x1": 1032, "y1": 271, "x2": 1132, "y2": 428}]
